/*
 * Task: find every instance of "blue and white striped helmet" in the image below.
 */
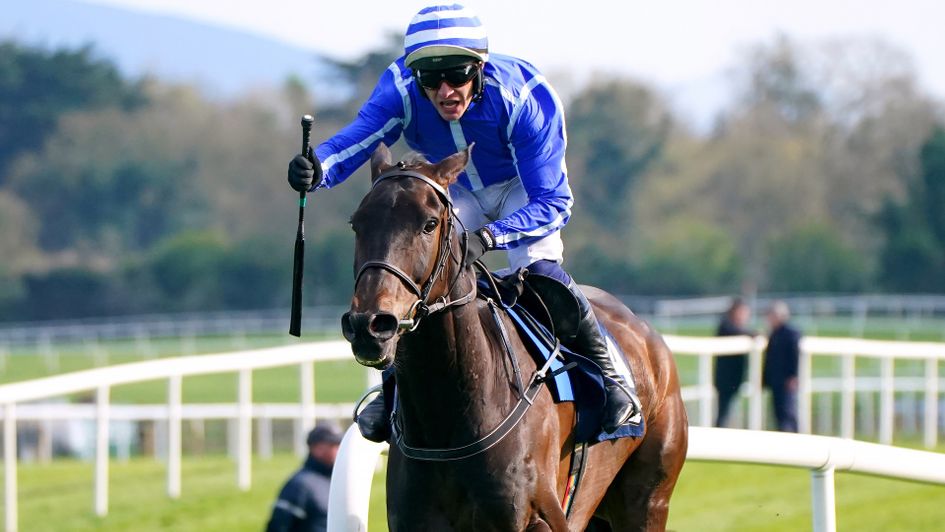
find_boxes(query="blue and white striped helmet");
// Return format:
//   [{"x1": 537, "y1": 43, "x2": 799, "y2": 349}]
[{"x1": 404, "y1": 4, "x2": 489, "y2": 68}]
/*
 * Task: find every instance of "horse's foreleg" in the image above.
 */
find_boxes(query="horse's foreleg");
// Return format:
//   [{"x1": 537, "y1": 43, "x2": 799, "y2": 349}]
[
  {"x1": 600, "y1": 394, "x2": 688, "y2": 531},
  {"x1": 532, "y1": 486, "x2": 569, "y2": 532}
]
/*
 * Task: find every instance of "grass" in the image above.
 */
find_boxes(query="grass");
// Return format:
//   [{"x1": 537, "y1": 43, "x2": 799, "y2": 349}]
[
  {"x1": 668, "y1": 461, "x2": 945, "y2": 531},
  {"x1": 5, "y1": 454, "x2": 944, "y2": 531}
]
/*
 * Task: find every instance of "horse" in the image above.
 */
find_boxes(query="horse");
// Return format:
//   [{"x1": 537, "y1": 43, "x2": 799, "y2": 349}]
[{"x1": 340, "y1": 144, "x2": 688, "y2": 531}]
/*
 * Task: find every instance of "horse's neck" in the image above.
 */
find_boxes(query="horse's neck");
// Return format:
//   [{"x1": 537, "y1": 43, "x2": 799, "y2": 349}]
[{"x1": 396, "y1": 300, "x2": 519, "y2": 445}]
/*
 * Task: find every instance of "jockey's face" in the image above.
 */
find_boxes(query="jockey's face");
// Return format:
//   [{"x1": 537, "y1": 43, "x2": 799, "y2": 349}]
[{"x1": 424, "y1": 79, "x2": 475, "y2": 121}]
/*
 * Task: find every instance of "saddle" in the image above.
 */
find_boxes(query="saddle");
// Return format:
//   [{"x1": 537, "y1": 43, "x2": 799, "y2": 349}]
[{"x1": 476, "y1": 269, "x2": 645, "y2": 443}]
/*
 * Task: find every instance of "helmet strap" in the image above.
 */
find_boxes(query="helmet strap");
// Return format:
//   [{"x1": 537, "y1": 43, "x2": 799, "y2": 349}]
[{"x1": 472, "y1": 66, "x2": 484, "y2": 102}]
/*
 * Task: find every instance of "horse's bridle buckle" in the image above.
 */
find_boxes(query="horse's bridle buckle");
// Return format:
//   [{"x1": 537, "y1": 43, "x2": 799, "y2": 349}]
[{"x1": 398, "y1": 299, "x2": 427, "y2": 332}]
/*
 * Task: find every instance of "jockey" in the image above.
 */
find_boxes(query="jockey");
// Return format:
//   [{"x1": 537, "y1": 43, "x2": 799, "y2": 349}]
[{"x1": 288, "y1": 3, "x2": 639, "y2": 439}]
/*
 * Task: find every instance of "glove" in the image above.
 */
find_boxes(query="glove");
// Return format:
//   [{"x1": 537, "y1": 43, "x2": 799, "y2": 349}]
[
  {"x1": 287, "y1": 150, "x2": 324, "y2": 192},
  {"x1": 463, "y1": 227, "x2": 496, "y2": 267}
]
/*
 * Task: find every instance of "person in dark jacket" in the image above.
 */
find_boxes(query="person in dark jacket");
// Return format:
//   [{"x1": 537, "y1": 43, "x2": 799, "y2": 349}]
[
  {"x1": 762, "y1": 301, "x2": 802, "y2": 432},
  {"x1": 265, "y1": 424, "x2": 343, "y2": 532},
  {"x1": 714, "y1": 297, "x2": 755, "y2": 427}
]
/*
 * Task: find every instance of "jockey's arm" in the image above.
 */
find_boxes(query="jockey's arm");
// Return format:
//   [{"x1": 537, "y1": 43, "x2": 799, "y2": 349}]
[{"x1": 314, "y1": 63, "x2": 407, "y2": 189}]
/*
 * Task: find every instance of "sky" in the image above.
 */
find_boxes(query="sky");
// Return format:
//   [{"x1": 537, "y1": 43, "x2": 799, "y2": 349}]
[{"x1": 80, "y1": 0, "x2": 945, "y2": 124}]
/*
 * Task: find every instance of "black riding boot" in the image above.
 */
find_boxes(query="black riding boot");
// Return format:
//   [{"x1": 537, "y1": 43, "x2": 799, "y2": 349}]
[
  {"x1": 354, "y1": 388, "x2": 391, "y2": 443},
  {"x1": 568, "y1": 283, "x2": 641, "y2": 434}
]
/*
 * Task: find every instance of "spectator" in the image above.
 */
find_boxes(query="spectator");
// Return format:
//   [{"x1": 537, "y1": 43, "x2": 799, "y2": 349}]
[
  {"x1": 762, "y1": 301, "x2": 802, "y2": 432},
  {"x1": 714, "y1": 297, "x2": 755, "y2": 427},
  {"x1": 266, "y1": 424, "x2": 343, "y2": 532}
]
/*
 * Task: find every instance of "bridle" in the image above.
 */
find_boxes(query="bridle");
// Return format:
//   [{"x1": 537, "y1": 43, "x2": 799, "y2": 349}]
[
  {"x1": 353, "y1": 164, "x2": 569, "y2": 462},
  {"x1": 352, "y1": 163, "x2": 476, "y2": 332}
]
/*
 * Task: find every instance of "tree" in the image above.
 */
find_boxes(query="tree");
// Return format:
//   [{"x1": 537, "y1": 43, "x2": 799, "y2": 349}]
[
  {"x1": 317, "y1": 33, "x2": 402, "y2": 120},
  {"x1": 566, "y1": 78, "x2": 672, "y2": 227},
  {"x1": 877, "y1": 127, "x2": 945, "y2": 291},
  {"x1": 765, "y1": 223, "x2": 869, "y2": 292},
  {"x1": 732, "y1": 34, "x2": 822, "y2": 126},
  {"x1": 7, "y1": 101, "x2": 209, "y2": 256},
  {"x1": 0, "y1": 40, "x2": 145, "y2": 182},
  {"x1": 634, "y1": 220, "x2": 742, "y2": 295},
  {"x1": 145, "y1": 231, "x2": 228, "y2": 311}
]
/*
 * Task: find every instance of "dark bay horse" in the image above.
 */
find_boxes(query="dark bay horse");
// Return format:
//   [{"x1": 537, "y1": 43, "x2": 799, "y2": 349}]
[{"x1": 341, "y1": 144, "x2": 688, "y2": 531}]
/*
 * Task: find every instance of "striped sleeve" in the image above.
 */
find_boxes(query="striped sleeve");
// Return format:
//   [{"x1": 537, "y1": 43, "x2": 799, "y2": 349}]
[
  {"x1": 485, "y1": 74, "x2": 573, "y2": 250},
  {"x1": 314, "y1": 62, "x2": 411, "y2": 189}
]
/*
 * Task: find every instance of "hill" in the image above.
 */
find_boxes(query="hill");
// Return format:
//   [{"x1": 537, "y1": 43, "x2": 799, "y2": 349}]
[{"x1": 1, "y1": 0, "x2": 337, "y2": 99}]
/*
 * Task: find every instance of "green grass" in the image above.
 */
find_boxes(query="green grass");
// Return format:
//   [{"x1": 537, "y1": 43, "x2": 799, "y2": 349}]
[
  {"x1": 13, "y1": 454, "x2": 304, "y2": 532},
  {"x1": 669, "y1": 461, "x2": 945, "y2": 531},
  {"x1": 6, "y1": 454, "x2": 944, "y2": 531}
]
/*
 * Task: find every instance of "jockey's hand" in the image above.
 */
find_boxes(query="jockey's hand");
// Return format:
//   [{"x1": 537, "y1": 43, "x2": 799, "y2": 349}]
[
  {"x1": 463, "y1": 227, "x2": 495, "y2": 267},
  {"x1": 288, "y1": 150, "x2": 323, "y2": 192}
]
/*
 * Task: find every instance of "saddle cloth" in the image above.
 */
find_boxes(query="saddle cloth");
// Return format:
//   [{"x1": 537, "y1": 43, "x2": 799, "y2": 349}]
[
  {"x1": 503, "y1": 304, "x2": 645, "y2": 444},
  {"x1": 476, "y1": 273, "x2": 645, "y2": 443}
]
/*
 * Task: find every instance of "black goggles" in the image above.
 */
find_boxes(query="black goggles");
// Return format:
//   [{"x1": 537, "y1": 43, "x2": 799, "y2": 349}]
[{"x1": 413, "y1": 63, "x2": 480, "y2": 90}]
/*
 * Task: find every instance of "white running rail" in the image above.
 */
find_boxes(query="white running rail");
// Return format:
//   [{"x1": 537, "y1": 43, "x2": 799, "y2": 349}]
[
  {"x1": 0, "y1": 341, "x2": 357, "y2": 532},
  {"x1": 327, "y1": 426, "x2": 945, "y2": 532},
  {"x1": 664, "y1": 335, "x2": 945, "y2": 448}
]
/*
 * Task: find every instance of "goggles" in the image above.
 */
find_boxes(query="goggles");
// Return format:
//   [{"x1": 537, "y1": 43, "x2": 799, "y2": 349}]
[{"x1": 413, "y1": 63, "x2": 480, "y2": 90}]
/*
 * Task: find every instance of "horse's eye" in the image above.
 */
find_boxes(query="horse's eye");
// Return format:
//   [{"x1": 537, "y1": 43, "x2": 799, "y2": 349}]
[{"x1": 422, "y1": 219, "x2": 439, "y2": 234}]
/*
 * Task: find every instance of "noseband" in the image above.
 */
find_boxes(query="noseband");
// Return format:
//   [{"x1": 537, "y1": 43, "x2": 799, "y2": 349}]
[{"x1": 353, "y1": 164, "x2": 476, "y2": 331}]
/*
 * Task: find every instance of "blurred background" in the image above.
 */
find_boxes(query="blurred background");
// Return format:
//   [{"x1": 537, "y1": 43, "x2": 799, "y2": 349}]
[
  {"x1": 2, "y1": 1, "x2": 944, "y2": 530},
  {"x1": 1, "y1": 0, "x2": 944, "y2": 323}
]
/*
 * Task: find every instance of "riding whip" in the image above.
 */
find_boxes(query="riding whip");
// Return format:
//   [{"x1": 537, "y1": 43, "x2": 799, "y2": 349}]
[{"x1": 289, "y1": 114, "x2": 314, "y2": 337}]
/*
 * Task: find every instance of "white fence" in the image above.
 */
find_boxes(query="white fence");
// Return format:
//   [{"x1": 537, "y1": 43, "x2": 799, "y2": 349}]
[
  {"x1": 0, "y1": 341, "x2": 362, "y2": 532},
  {"x1": 1, "y1": 335, "x2": 944, "y2": 531},
  {"x1": 666, "y1": 334, "x2": 945, "y2": 448},
  {"x1": 327, "y1": 425, "x2": 945, "y2": 532},
  {"x1": 652, "y1": 294, "x2": 945, "y2": 339}
]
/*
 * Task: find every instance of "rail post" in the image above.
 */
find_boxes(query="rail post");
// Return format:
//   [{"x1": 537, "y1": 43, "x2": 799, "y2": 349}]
[
  {"x1": 840, "y1": 355, "x2": 856, "y2": 438},
  {"x1": 237, "y1": 369, "x2": 252, "y2": 490},
  {"x1": 4, "y1": 403, "x2": 18, "y2": 532},
  {"x1": 798, "y1": 347, "x2": 812, "y2": 434},
  {"x1": 698, "y1": 353, "x2": 713, "y2": 426},
  {"x1": 167, "y1": 374, "x2": 182, "y2": 498},
  {"x1": 879, "y1": 357, "x2": 894, "y2": 445},
  {"x1": 925, "y1": 358, "x2": 939, "y2": 449},
  {"x1": 95, "y1": 385, "x2": 110, "y2": 516},
  {"x1": 811, "y1": 466, "x2": 837, "y2": 532},
  {"x1": 327, "y1": 425, "x2": 387, "y2": 532},
  {"x1": 748, "y1": 336, "x2": 764, "y2": 430}
]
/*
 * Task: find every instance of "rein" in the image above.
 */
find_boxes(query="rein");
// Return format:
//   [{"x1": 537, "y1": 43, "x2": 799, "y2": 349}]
[
  {"x1": 391, "y1": 289, "x2": 569, "y2": 461},
  {"x1": 390, "y1": 262, "x2": 574, "y2": 462},
  {"x1": 359, "y1": 166, "x2": 565, "y2": 461},
  {"x1": 353, "y1": 165, "x2": 475, "y2": 331}
]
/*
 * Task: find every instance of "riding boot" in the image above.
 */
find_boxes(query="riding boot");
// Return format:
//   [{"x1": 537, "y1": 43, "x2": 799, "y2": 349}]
[
  {"x1": 568, "y1": 283, "x2": 641, "y2": 434},
  {"x1": 354, "y1": 389, "x2": 391, "y2": 443}
]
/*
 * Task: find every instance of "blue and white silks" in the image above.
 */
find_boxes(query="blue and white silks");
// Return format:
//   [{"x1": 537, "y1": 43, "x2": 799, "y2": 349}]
[{"x1": 314, "y1": 53, "x2": 574, "y2": 252}]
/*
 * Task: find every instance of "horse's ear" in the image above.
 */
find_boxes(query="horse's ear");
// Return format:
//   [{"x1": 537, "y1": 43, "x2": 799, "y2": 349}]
[
  {"x1": 370, "y1": 143, "x2": 393, "y2": 182},
  {"x1": 433, "y1": 143, "x2": 472, "y2": 187}
]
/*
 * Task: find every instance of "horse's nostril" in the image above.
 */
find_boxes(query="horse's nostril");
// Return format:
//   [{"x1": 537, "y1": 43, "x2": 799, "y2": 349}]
[
  {"x1": 341, "y1": 312, "x2": 362, "y2": 342},
  {"x1": 342, "y1": 311, "x2": 398, "y2": 342},
  {"x1": 369, "y1": 313, "x2": 399, "y2": 340}
]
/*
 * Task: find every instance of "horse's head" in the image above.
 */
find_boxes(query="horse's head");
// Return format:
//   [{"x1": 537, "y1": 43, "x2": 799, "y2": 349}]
[{"x1": 341, "y1": 143, "x2": 471, "y2": 368}]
